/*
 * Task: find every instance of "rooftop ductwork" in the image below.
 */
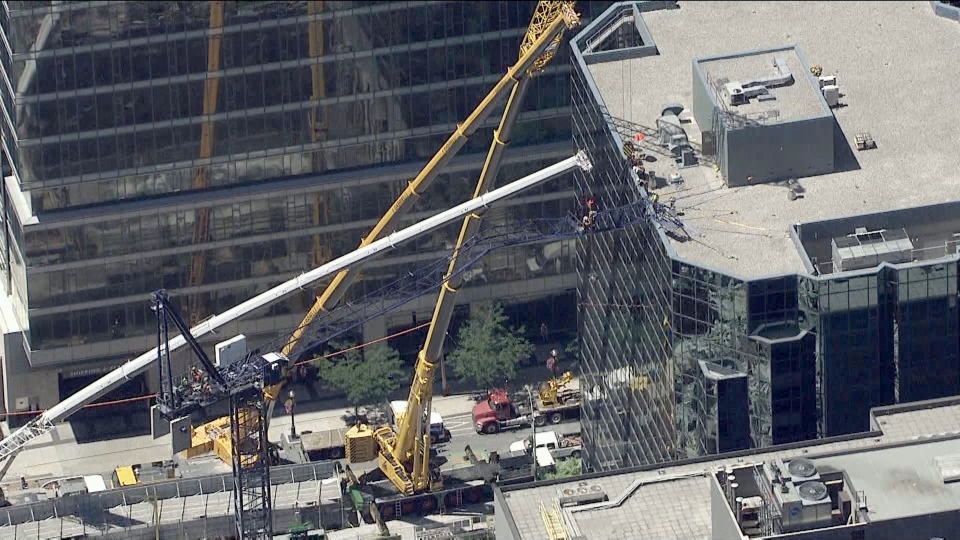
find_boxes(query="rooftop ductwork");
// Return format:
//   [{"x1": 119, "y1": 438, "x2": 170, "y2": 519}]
[{"x1": 724, "y1": 57, "x2": 795, "y2": 106}]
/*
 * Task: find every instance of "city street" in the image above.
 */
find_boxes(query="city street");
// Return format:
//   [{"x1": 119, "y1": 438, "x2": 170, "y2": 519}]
[
  {"x1": 0, "y1": 388, "x2": 580, "y2": 495},
  {"x1": 0, "y1": 343, "x2": 577, "y2": 505},
  {"x1": 421, "y1": 411, "x2": 581, "y2": 464}
]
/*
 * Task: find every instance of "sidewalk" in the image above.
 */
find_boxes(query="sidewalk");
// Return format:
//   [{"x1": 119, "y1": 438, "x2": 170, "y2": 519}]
[{"x1": 0, "y1": 341, "x2": 571, "y2": 482}]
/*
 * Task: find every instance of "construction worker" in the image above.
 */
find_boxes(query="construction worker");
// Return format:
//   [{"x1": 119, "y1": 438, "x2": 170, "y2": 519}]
[
  {"x1": 546, "y1": 349, "x2": 561, "y2": 376},
  {"x1": 582, "y1": 198, "x2": 598, "y2": 230}
]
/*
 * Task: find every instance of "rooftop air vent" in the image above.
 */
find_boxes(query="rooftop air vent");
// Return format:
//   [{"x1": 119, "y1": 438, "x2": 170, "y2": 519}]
[
  {"x1": 787, "y1": 458, "x2": 820, "y2": 483},
  {"x1": 558, "y1": 480, "x2": 608, "y2": 507},
  {"x1": 797, "y1": 481, "x2": 829, "y2": 503}
]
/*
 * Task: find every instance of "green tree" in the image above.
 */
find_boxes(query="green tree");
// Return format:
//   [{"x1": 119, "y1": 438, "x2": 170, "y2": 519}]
[
  {"x1": 320, "y1": 342, "x2": 404, "y2": 420},
  {"x1": 542, "y1": 456, "x2": 582, "y2": 480},
  {"x1": 448, "y1": 303, "x2": 535, "y2": 391}
]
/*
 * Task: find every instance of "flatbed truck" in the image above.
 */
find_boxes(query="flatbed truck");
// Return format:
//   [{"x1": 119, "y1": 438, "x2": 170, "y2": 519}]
[
  {"x1": 472, "y1": 383, "x2": 581, "y2": 434},
  {"x1": 299, "y1": 427, "x2": 350, "y2": 461}
]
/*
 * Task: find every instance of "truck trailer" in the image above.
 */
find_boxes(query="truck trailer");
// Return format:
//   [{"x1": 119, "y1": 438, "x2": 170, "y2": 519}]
[{"x1": 472, "y1": 381, "x2": 581, "y2": 434}]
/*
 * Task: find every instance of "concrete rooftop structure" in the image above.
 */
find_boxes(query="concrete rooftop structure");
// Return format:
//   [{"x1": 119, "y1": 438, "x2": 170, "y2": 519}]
[
  {"x1": 495, "y1": 396, "x2": 960, "y2": 540},
  {"x1": 588, "y1": 0, "x2": 960, "y2": 278},
  {"x1": 695, "y1": 47, "x2": 826, "y2": 124}
]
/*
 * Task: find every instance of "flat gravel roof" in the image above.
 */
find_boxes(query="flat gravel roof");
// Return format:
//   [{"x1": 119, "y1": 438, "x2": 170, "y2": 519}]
[{"x1": 587, "y1": 1, "x2": 960, "y2": 278}]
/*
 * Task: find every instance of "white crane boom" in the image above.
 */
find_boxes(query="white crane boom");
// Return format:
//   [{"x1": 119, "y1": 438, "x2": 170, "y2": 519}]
[{"x1": 0, "y1": 151, "x2": 592, "y2": 462}]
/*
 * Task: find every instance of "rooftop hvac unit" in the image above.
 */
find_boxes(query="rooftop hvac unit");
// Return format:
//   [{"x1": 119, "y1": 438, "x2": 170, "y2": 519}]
[
  {"x1": 775, "y1": 457, "x2": 835, "y2": 534},
  {"x1": 831, "y1": 228, "x2": 913, "y2": 272},
  {"x1": 558, "y1": 480, "x2": 608, "y2": 507},
  {"x1": 818, "y1": 75, "x2": 837, "y2": 88},
  {"x1": 798, "y1": 481, "x2": 829, "y2": 504},
  {"x1": 822, "y1": 85, "x2": 840, "y2": 107},
  {"x1": 724, "y1": 82, "x2": 747, "y2": 106},
  {"x1": 786, "y1": 458, "x2": 820, "y2": 483}
]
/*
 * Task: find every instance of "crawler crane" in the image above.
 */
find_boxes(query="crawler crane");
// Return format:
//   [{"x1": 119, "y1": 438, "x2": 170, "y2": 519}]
[{"x1": 371, "y1": 0, "x2": 583, "y2": 499}]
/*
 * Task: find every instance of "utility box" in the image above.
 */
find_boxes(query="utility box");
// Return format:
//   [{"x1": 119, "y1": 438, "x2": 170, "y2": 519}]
[
  {"x1": 822, "y1": 85, "x2": 840, "y2": 108},
  {"x1": 216, "y1": 334, "x2": 247, "y2": 368}
]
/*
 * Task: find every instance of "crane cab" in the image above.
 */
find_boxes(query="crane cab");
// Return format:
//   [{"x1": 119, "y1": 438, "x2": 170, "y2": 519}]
[{"x1": 262, "y1": 352, "x2": 291, "y2": 386}]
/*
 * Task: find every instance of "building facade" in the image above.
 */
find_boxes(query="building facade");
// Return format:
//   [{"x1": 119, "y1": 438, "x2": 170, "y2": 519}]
[
  {"x1": 572, "y1": 1, "x2": 960, "y2": 472},
  {"x1": 0, "y1": 1, "x2": 613, "y2": 428}
]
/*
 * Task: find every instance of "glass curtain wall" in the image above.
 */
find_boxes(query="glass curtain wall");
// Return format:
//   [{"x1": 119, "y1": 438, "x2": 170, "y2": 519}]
[
  {"x1": 894, "y1": 263, "x2": 960, "y2": 403},
  {"x1": 671, "y1": 263, "x2": 759, "y2": 457},
  {"x1": 573, "y1": 48, "x2": 674, "y2": 473},
  {"x1": 2, "y1": 1, "x2": 615, "y2": 357},
  {"x1": 817, "y1": 271, "x2": 895, "y2": 437}
]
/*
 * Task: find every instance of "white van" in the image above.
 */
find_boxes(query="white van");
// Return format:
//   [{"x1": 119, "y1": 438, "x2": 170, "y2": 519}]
[{"x1": 388, "y1": 400, "x2": 450, "y2": 443}]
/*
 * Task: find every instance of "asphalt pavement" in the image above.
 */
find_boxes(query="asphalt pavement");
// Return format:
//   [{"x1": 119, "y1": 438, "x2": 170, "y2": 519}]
[{"x1": 0, "y1": 341, "x2": 574, "y2": 492}]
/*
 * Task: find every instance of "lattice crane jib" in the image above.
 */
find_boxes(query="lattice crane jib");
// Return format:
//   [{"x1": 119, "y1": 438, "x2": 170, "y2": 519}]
[
  {"x1": 152, "y1": 290, "x2": 273, "y2": 540},
  {"x1": 188, "y1": 1, "x2": 225, "y2": 326},
  {"x1": 522, "y1": 1, "x2": 581, "y2": 75}
]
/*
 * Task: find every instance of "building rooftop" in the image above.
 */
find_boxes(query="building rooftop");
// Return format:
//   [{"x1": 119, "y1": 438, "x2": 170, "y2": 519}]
[
  {"x1": 582, "y1": 1, "x2": 960, "y2": 279},
  {"x1": 696, "y1": 46, "x2": 827, "y2": 124},
  {"x1": 496, "y1": 396, "x2": 960, "y2": 540},
  {"x1": 795, "y1": 200, "x2": 960, "y2": 275}
]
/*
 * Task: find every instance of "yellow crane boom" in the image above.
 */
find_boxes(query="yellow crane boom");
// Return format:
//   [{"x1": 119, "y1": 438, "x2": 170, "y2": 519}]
[
  {"x1": 264, "y1": 1, "x2": 576, "y2": 408},
  {"x1": 374, "y1": 1, "x2": 581, "y2": 496},
  {"x1": 187, "y1": 1, "x2": 578, "y2": 468},
  {"x1": 187, "y1": 1, "x2": 225, "y2": 326}
]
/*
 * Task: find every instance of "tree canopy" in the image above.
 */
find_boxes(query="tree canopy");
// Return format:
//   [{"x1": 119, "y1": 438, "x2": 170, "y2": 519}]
[
  {"x1": 320, "y1": 342, "x2": 404, "y2": 418},
  {"x1": 447, "y1": 303, "x2": 535, "y2": 390}
]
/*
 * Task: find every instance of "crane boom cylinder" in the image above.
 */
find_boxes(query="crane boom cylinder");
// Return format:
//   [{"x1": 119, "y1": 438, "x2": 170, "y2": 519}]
[{"x1": 0, "y1": 151, "x2": 591, "y2": 462}]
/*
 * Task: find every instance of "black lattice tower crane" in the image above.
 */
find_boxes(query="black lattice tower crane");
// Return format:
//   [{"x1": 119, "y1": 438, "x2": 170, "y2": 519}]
[{"x1": 153, "y1": 290, "x2": 279, "y2": 539}]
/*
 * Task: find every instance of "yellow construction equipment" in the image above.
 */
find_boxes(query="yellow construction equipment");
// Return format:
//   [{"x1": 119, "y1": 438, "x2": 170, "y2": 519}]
[
  {"x1": 184, "y1": 1, "x2": 581, "y2": 467},
  {"x1": 539, "y1": 371, "x2": 576, "y2": 408},
  {"x1": 372, "y1": 1, "x2": 582, "y2": 497}
]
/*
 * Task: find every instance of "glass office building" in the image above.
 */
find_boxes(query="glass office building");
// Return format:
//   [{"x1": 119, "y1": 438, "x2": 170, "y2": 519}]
[
  {"x1": 572, "y1": 2, "x2": 960, "y2": 472},
  {"x1": 0, "y1": 1, "x2": 613, "y2": 426}
]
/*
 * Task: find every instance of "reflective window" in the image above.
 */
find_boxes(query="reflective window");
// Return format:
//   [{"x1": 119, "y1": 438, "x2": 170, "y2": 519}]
[
  {"x1": 573, "y1": 55, "x2": 677, "y2": 471},
  {"x1": 8, "y1": 1, "x2": 604, "y2": 358},
  {"x1": 894, "y1": 264, "x2": 959, "y2": 402}
]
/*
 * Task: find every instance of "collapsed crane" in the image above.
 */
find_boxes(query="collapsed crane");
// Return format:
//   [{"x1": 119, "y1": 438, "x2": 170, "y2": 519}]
[
  {"x1": 183, "y1": 0, "x2": 583, "y2": 470},
  {"x1": 154, "y1": 152, "x2": 593, "y2": 539},
  {"x1": 0, "y1": 0, "x2": 585, "y2": 465}
]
